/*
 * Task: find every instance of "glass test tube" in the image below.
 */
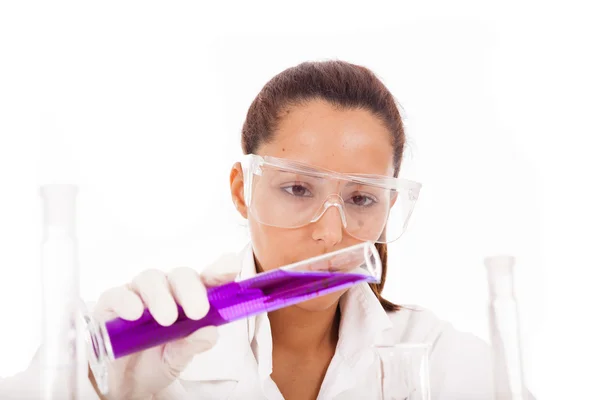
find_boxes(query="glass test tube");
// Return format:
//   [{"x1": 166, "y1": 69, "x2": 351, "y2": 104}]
[
  {"x1": 39, "y1": 184, "x2": 80, "y2": 399},
  {"x1": 85, "y1": 241, "x2": 382, "y2": 395}
]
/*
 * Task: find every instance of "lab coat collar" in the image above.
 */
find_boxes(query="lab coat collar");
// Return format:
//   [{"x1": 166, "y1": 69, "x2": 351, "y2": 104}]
[
  {"x1": 178, "y1": 246, "x2": 252, "y2": 382},
  {"x1": 314, "y1": 275, "x2": 395, "y2": 400},
  {"x1": 248, "y1": 243, "x2": 395, "y2": 390},
  {"x1": 337, "y1": 279, "x2": 394, "y2": 357},
  {"x1": 238, "y1": 244, "x2": 273, "y2": 382},
  {"x1": 178, "y1": 243, "x2": 394, "y2": 384}
]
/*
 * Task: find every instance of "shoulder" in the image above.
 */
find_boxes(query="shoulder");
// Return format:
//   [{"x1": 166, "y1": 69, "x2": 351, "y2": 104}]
[
  {"x1": 386, "y1": 306, "x2": 496, "y2": 400},
  {"x1": 386, "y1": 305, "x2": 453, "y2": 344}
]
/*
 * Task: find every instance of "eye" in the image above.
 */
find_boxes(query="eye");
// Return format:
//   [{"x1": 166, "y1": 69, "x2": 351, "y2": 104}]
[
  {"x1": 282, "y1": 184, "x2": 313, "y2": 197},
  {"x1": 347, "y1": 193, "x2": 377, "y2": 207}
]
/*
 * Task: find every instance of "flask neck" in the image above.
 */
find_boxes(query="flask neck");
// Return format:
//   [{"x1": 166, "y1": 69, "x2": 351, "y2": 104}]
[
  {"x1": 40, "y1": 184, "x2": 78, "y2": 237},
  {"x1": 485, "y1": 255, "x2": 517, "y2": 299},
  {"x1": 43, "y1": 225, "x2": 76, "y2": 239},
  {"x1": 488, "y1": 276, "x2": 516, "y2": 299}
]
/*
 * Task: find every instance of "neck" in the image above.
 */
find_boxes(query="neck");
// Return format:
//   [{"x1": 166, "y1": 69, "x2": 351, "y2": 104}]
[{"x1": 268, "y1": 303, "x2": 341, "y2": 354}]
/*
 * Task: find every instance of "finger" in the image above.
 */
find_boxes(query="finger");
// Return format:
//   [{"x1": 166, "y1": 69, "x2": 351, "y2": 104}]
[
  {"x1": 93, "y1": 286, "x2": 144, "y2": 322},
  {"x1": 129, "y1": 269, "x2": 178, "y2": 326},
  {"x1": 162, "y1": 326, "x2": 219, "y2": 374},
  {"x1": 200, "y1": 271, "x2": 238, "y2": 287},
  {"x1": 200, "y1": 253, "x2": 241, "y2": 286},
  {"x1": 167, "y1": 267, "x2": 209, "y2": 320}
]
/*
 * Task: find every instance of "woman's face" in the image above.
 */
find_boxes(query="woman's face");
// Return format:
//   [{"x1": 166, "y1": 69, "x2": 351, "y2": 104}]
[{"x1": 232, "y1": 98, "x2": 395, "y2": 311}]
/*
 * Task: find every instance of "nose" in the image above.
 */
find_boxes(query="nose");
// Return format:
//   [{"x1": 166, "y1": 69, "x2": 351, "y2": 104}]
[{"x1": 311, "y1": 201, "x2": 345, "y2": 247}]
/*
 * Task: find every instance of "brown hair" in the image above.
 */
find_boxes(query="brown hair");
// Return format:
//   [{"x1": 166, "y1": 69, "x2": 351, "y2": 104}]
[{"x1": 241, "y1": 60, "x2": 404, "y2": 312}]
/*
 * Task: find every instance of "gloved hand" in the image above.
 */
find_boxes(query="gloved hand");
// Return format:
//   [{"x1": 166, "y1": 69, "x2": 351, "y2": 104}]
[{"x1": 90, "y1": 265, "x2": 238, "y2": 400}]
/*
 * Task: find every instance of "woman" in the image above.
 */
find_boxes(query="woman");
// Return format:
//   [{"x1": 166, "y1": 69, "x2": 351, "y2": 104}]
[
  {"x1": 0, "y1": 61, "x2": 530, "y2": 400},
  {"x1": 88, "y1": 60, "x2": 524, "y2": 400}
]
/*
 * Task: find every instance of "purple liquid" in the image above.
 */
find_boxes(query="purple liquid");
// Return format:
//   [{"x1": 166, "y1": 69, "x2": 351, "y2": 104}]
[{"x1": 105, "y1": 270, "x2": 374, "y2": 359}]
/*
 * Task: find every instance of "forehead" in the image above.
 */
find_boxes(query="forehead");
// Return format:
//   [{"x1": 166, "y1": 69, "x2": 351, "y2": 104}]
[{"x1": 258, "y1": 99, "x2": 395, "y2": 177}]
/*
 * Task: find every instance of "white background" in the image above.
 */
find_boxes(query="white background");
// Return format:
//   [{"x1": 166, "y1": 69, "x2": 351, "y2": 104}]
[{"x1": 1, "y1": 1, "x2": 598, "y2": 399}]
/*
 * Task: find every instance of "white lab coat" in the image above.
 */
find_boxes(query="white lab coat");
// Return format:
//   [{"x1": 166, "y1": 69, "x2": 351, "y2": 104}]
[{"x1": 0, "y1": 244, "x2": 536, "y2": 399}]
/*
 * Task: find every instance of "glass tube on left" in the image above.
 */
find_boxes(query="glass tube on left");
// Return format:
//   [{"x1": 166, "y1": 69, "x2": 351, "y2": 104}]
[{"x1": 39, "y1": 184, "x2": 80, "y2": 399}]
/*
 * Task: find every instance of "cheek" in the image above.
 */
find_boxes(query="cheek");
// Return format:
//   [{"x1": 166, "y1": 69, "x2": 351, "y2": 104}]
[
  {"x1": 248, "y1": 215, "x2": 365, "y2": 272},
  {"x1": 249, "y1": 217, "x2": 308, "y2": 271}
]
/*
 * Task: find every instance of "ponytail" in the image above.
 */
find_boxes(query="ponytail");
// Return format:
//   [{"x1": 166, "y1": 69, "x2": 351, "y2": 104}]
[{"x1": 369, "y1": 243, "x2": 401, "y2": 312}]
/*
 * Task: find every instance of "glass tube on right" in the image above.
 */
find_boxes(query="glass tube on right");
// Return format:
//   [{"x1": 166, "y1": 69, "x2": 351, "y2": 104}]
[
  {"x1": 375, "y1": 343, "x2": 431, "y2": 400},
  {"x1": 485, "y1": 256, "x2": 527, "y2": 400}
]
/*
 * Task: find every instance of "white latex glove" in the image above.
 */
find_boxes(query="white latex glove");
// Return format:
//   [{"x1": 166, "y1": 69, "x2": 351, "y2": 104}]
[{"x1": 90, "y1": 266, "x2": 237, "y2": 400}]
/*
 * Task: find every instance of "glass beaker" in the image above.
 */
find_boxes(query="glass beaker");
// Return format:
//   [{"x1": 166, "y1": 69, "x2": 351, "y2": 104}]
[
  {"x1": 86, "y1": 241, "x2": 382, "y2": 394},
  {"x1": 375, "y1": 343, "x2": 431, "y2": 400}
]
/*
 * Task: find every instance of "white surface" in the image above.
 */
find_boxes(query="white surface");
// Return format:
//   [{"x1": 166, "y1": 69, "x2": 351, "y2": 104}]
[{"x1": 1, "y1": 2, "x2": 598, "y2": 399}]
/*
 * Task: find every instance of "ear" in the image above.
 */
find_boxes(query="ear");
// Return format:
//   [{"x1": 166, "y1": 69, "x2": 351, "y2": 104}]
[
  {"x1": 390, "y1": 190, "x2": 399, "y2": 208},
  {"x1": 230, "y1": 162, "x2": 248, "y2": 219}
]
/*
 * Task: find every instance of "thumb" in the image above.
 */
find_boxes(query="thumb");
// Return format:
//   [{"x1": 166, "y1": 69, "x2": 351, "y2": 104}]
[{"x1": 161, "y1": 326, "x2": 219, "y2": 374}]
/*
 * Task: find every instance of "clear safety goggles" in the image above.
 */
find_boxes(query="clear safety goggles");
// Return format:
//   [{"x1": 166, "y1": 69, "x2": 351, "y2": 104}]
[{"x1": 241, "y1": 154, "x2": 421, "y2": 244}]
